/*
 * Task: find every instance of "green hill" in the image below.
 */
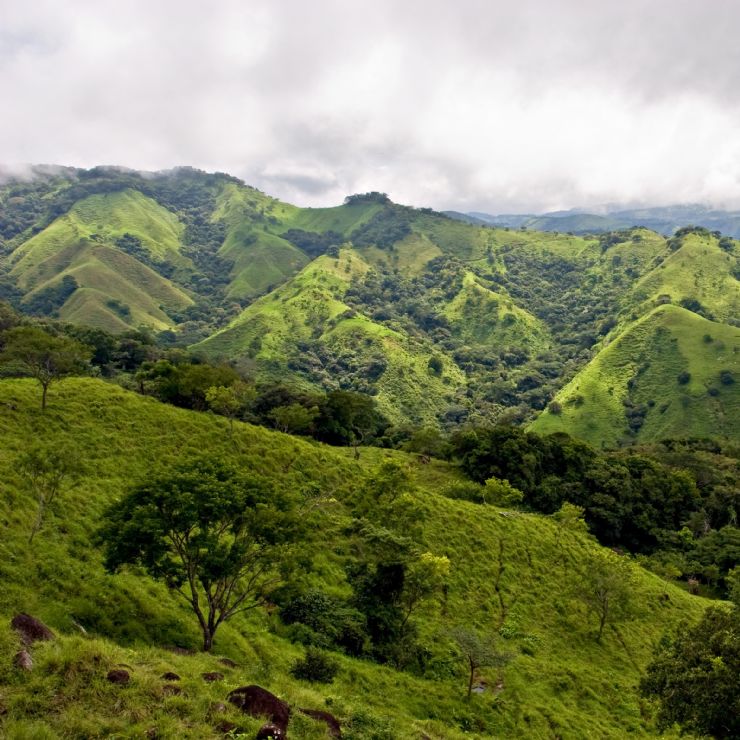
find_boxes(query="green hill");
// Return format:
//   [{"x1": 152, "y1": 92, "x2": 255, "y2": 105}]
[
  {"x1": 0, "y1": 377, "x2": 708, "y2": 738},
  {"x1": 195, "y1": 249, "x2": 465, "y2": 426},
  {"x1": 8, "y1": 189, "x2": 193, "y2": 332},
  {"x1": 531, "y1": 305, "x2": 740, "y2": 447},
  {"x1": 2, "y1": 167, "x2": 739, "y2": 442}
]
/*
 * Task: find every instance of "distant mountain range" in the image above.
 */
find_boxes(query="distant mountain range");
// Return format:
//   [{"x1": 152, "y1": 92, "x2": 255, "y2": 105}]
[{"x1": 445, "y1": 204, "x2": 740, "y2": 238}]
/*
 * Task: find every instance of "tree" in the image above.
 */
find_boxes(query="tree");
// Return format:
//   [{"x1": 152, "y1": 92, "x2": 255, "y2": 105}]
[
  {"x1": 268, "y1": 403, "x2": 319, "y2": 435},
  {"x1": 18, "y1": 443, "x2": 82, "y2": 544},
  {"x1": 0, "y1": 326, "x2": 90, "y2": 409},
  {"x1": 640, "y1": 606, "x2": 740, "y2": 738},
  {"x1": 399, "y1": 552, "x2": 450, "y2": 629},
  {"x1": 205, "y1": 382, "x2": 256, "y2": 437},
  {"x1": 99, "y1": 456, "x2": 301, "y2": 651},
  {"x1": 483, "y1": 477, "x2": 524, "y2": 507},
  {"x1": 451, "y1": 627, "x2": 514, "y2": 699},
  {"x1": 573, "y1": 549, "x2": 636, "y2": 641}
]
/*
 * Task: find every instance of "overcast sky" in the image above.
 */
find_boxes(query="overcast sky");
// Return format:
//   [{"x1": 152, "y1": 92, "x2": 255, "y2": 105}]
[{"x1": 3, "y1": 0, "x2": 740, "y2": 213}]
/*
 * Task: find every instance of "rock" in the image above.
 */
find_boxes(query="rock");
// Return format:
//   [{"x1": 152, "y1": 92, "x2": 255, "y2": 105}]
[
  {"x1": 219, "y1": 657, "x2": 238, "y2": 668},
  {"x1": 14, "y1": 650, "x2": 32, "y2": 671},
  {"x1": 161, "y1": 671, "x2": 181, "y2": 681},
  {"x1": 202, "y1": 671, "x2": 224, "y2": 682},
  {"x1": 300, "y1": 708, "x2": 342, "y2": 738},
  {"x1": 106, "y1": 669, "x2": 130, "y2": 685},
  {"x1": 145, "y1": 729, "x2": 159, "y2": 739},
  {"x1": 256, "y1": 723, "x2": 286, "y2": 739},
  {"x1": 162, "y1": 684, "x2": 182, "y2": 696},
  {"x1": 209, "y1": 702, "x2": 228, "y2": 715},
  {"x1": 11, "y1": 613, "x2": 55, "y2": 645},
  {"x1": 227, "y1": 685, "x2": 290, "y2": 733}
]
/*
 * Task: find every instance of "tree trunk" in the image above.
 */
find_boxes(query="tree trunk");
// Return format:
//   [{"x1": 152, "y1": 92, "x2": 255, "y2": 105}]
[
  {"x1": 41, "y1": 382, "x2": 48, "y2": 411},
  {"x1": 467, "y1": 658, "x2": 475, "y2": 699},
  {"x1": 202, "y1": 628, "x2": 213, "y2": 652},
  {"x1": 598, "y1": 612, "x2": 606, "y2": 642}
]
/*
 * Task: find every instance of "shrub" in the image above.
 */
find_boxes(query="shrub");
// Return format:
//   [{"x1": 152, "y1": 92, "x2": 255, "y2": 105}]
[
  {"x1": 677, "y1": 371, "x2": 691, "y2": 385},
  {"x1": 290, "y1": 647, "x2": 339, "y2": 683}
]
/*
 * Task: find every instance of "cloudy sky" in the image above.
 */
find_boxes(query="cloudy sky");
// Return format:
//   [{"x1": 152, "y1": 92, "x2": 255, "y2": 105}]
[{"x1": 2, "y1": 0, "x2": 740, "y2": 213}]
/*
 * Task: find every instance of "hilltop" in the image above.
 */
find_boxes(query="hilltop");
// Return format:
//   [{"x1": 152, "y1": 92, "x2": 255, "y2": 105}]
[{"x1": 0, "y1": 377, "x2": 708, "y2": 738}]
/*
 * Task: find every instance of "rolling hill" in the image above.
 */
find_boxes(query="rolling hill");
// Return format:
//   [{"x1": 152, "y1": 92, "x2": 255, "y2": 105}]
[
  {"x1": 0, "y1": 377, "x2": 708, "y2": 738},
  {"x1": 1, "y1": 166, "x2": 739, "y2": 443},
  {"x1": 531, "y1": 305, "x2": 740, "y2": 447}
]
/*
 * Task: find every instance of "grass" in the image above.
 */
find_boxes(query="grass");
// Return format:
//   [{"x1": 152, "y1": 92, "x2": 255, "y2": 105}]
[
  {"x1": 531, "y1": 305, "x2": 740, "y2": 447},
  {"x1": 628, "y1": 232, "x2": 740, "y2": 323},
  {"x1": 195, "y1": 249, "x2": 465, "y2": 425},
  {"x1": 7, "y1": 190, "x2": 193, "y2": 331},
  {"x1": 0, "y1": 377, "x2": 709, "y2": 737},
  {"x1": 442, "y1": 271, "x2": 550, "y2": 351}
]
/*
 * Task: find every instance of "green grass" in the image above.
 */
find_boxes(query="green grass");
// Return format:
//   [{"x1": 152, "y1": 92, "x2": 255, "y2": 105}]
[
  {"x1": 8, "y1": 190, "x2": 193, "y2": 331},
  {"x1": 628, "y1": 233, "x2": 740, "y2": 323},
  {"x1": 0, "y1": 377, "x2": 707, "y2": 737},
  {"x1": 443, "y1": 271, "x2": 550, "y2": 351},
  {"x1": 531, "y1": 305, "x2": 740, "y2": 447},
  {"x1": 195, "y1": 249, "x2": 466, "y2": 425}
]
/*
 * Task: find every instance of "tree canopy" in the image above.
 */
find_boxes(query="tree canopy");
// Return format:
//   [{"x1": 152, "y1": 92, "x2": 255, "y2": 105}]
[{"x1": 99, "y1": 456, "x2": 302, "y2": 651}]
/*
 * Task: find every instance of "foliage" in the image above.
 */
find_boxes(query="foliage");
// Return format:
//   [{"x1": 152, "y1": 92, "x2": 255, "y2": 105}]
[
  {"x1": 572, "y1": 549, "x2": 637, "y2": 641},
  {"x1": 99, "y1": 455, "x2": 302, "y2": 651},
  {"x1": 17, "y1": 442, "x2": 82, "y2": 543},
  {"x1": 641, "y1": 606, "x2": 740, "y2": 738},
  {"x1": 0, "y1": 325, "x2": 90, "y2": 408},
  {"x1": 451, "y1": 627, "x2": 514, "y2": 699},
  {"x1": 290, "y1": 646, "x2": 340, "y2": 683}
]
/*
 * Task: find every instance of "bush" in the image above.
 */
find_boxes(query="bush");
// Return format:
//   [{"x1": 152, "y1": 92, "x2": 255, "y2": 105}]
[
  {"x1": 290, "y1": 647, "x2": 340, "y2": 683},
  {"x1": 677, "y1": 371, "x2": 691, "y2": 385}
]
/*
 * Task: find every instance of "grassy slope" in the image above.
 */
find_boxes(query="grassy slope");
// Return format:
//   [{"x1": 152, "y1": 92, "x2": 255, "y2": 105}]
[
  {"x1": 213, "y1": 184, "x2": 309, "y2": 301},
  {"x1": 195, "y1": 249, "x2": 465, "y2": 425},
  {"x1": 628, "y1": 232, "x2": 740, "y2": 323},
  {"x1": 531, "y1": 305, "x2": 740, "y2": 447},
  {"x1": 8, "y1": 190, "x2": 193, "y2": 332},
  {"x1": 0, "y1": 378, "x2": 705, "y2": 738},
  {"x1": 443, "y1": 271, "x2": 550, "y2": 351}
]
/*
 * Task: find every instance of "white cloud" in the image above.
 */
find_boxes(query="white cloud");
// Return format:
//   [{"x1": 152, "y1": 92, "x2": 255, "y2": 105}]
[{"x1": 2, "y1": 0, "x2": 740, "y2": 212}]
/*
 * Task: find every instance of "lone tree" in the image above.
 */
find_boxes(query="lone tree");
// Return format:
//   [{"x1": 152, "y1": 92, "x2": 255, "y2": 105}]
[
  {"x1": 573, "y1": 549, "x2": 636, "y2": 641},
  {"x1": 99, "y1": 456, "x2": 302, "y2": 651},
  {"x1": 640, "y1": 606, "x2": 740, "y2": 738},
  {"x1": 0, "y1": 326, "x2": 90, "y2": 409},
  {"x1": 19, "y1": 443, "x2": 82, "y2": 544},
  {"x1": 451, "y1": 626, "x2": 514, "y2": 699}
]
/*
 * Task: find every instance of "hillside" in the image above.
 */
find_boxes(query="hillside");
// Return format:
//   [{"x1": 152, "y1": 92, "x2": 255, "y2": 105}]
[
  {"x1": 531, "y1": 305, "x2": 740, "y2": 447},
  {"x1": 1, "y1": 166, "x2": 739, "y2": 441},
  {"x1": 0, "y1": 377, "x2": 708, "y2": 738}
]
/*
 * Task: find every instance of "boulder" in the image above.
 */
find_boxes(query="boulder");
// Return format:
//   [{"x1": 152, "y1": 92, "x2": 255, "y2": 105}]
[
  {"x1": 106, "y1": 669, "x2": 130, "y2": 685},
  {"x1": 256, "y1": 723, "x2": 286, "y2": 739},
  {"x1": 13, "y1": 650, "x2": 32, "y2": 671},
  {"x1": 202, "y1": 671, "x2": 224, "y2": 682},
  {"x1": 227, "y1": 685, "x2": 290, "y2": 733},
  {"x1": 300, "y1": 708, "x2": 342, "y2": 738},
  {"x1": 11, "y1": 613, "x2": 54, "y2": 645},
  {"x1": 219, "y1": 657, "x2": 238, "y2": 668},
  {"x1": 161, "y1": 671, "x2": 181, "y2": 681},
  {"x1": 162, "y1": 684, "x2": 182, "y2": 696}
]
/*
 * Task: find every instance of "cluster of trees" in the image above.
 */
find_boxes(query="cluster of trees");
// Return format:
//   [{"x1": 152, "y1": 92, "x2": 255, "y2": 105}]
[
  {"x1": 641, "y1": 582, "x2": 740, "y2": 738},
  {"x1": 450, "y1": 426, "x2": 739, "y2": 597},
  {"x1": 99, "y1": 456, "x2": 452, "y2": 677}
]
